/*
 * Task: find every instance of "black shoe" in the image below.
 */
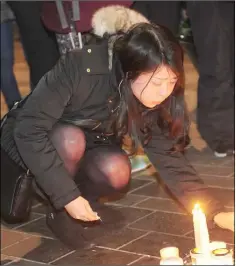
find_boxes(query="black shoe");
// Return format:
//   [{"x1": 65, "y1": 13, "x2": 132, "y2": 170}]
[
  {"x1": 46, "y1": 202, "x2": 125, "y2": 249},
  {"x1": 46, "y1": 207, "x2": 88, "y2": 249},
  {"x1": 214, "y1": 143, "x2": 235, "y2": 158},
  {"x1": 46, "y1": 203, "x2": 104, "y2": 249}
]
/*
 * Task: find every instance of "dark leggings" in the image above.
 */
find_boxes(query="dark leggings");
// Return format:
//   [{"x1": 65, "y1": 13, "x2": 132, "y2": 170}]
[{"x1": 39, "y1": 124, "x2": 131, "y2": 202}]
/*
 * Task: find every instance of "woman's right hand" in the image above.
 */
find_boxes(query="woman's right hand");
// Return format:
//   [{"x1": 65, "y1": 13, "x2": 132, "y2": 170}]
[{"x1": 65, "y1": 196, "x2": 99, "y2": 222}]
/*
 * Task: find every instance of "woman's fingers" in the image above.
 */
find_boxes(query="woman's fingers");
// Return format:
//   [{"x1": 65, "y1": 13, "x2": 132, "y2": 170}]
[{"x1": 85, "y1": 202, "x2": 99, "y2": 221}]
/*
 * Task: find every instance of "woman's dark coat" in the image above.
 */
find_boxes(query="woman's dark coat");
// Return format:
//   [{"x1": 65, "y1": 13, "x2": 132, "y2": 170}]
[{"x1": 14, "y1": 42, "x2": 220, "y2": 218}]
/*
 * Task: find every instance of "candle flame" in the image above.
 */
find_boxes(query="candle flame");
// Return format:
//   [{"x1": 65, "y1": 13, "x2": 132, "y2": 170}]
[{"x1": 192, "y1": 202, "x2": 204, "y2": 215}]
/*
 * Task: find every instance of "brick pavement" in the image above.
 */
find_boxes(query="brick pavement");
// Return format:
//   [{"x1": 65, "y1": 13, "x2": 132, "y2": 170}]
[{"x1": 1, "y1": 146, "x2": 234, "y2": 265}]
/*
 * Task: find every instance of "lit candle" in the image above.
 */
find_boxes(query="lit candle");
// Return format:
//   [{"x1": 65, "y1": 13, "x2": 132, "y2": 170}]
[{"x1": 192, "y1": 203, "x2": 210, "y2": 254}]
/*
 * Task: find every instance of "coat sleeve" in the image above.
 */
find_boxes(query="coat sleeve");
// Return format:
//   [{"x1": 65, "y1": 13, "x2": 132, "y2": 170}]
[
  {"x1": 144, "y1": 126, "x2": 224, "y2": 220},
  {"x1": 14, "y1": 53, "x2": 82, "y2": 210}
]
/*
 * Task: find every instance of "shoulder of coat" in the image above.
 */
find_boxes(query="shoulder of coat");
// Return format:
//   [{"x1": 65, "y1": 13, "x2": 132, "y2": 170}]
[{"x1": 68, "y1": 43, "x2": 110, "y2": 76}]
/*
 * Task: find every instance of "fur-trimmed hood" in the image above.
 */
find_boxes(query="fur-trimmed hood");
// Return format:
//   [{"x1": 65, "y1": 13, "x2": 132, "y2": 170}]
[
  {"x1": 92, "y1": 5, "x2": 150, "y2": 37},
  {"x1": 91, "y1": 5, "x2": 150, "y2": 69}
]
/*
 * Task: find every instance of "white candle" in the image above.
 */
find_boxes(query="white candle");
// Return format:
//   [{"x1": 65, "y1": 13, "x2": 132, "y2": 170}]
[
  {"x1": 160, "y1": 257, "x2": 184, "y2": 265},
  {"x1": 160, "y1": 247, "x2": 180, "y2": 258},
  {"x1": 160, "y1": 247, "x2": 183, "y2": 265},
  {"x1": 192, "y1": 203, "x2": 210, "y2": 254}
]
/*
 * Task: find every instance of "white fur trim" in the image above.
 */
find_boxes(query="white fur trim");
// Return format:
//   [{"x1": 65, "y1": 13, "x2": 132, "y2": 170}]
[{"x1": 92, "y1": 5, "x2": 150, "y2": 37}]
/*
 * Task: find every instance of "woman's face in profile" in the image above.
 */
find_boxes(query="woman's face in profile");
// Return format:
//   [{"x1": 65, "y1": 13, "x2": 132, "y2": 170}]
[{"x1": 131, "y1": 65, "x2": 178, "y2": 108}]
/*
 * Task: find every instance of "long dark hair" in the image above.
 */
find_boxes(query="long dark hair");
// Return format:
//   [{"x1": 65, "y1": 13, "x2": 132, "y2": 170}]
[{"x1": 109, "y1": 23, "x2": 190, "y2": 154}]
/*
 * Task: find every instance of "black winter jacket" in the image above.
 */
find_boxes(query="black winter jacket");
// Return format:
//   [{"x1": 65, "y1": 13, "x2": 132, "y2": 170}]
[{"x1": 14, "y1": 42, "x2": 222, "y2": 219}]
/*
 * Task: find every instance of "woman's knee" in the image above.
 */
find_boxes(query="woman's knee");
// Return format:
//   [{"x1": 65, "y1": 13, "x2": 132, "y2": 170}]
[
  {"x1": 83, "y1": 146, "x2": 131, "y2": 190},
  {"x1": 106, "y1": 153, "x2": 131, "y2": 189},
  {"x1": 49, "y1": 124, "x2": 86, "y2": 163}
]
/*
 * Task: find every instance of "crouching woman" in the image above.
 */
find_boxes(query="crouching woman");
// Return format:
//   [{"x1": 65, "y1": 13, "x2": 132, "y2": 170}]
[{"x1": 1, "y1": 6, "x2": 234, "y2": 249}]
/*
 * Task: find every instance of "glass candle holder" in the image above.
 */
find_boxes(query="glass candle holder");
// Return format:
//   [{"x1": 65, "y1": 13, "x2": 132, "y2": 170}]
[
  {"x1": 190, "y1": 248, "x2": 212, "y2": 265},
  {"x1": 211, "y1": 248, "x2": 234, "y2": 265},
  {"x1": 210, "y1": 242, "x2": 227, "y2": 251}
]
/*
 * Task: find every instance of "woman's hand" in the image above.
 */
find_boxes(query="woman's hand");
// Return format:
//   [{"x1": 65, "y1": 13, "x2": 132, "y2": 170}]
[
  {"x1": 65, "y1": 196, "x2": 100, "y2": 222},
  {"x1": 214, "y1": 212, "x2": 234, "y2": 232}
]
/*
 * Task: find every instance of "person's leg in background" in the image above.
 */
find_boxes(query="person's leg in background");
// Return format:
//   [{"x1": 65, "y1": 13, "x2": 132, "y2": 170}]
[
  {"x1": 7, "y1": 1, "x2": 60, "y2": 89},
  {"x1": 132, "y1": 1, "x2": 198, "y2": 71},
  {"x1": 132, "y1": 1, "x2": 181, "y2": 36},
  {"x1": 1, "y1": 21, "x2": 21, "y2": 110},
  {"x1": 187, "y1": 1, "x2": 235, "y2": 156}
]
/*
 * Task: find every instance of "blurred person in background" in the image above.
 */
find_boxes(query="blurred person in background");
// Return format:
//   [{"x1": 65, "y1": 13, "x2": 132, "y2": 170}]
[
  {"x1": 1, "y1": 1, "x2": 21, "y2": 110},
  {"x1": 7, "y1": 1, "x2": 60, "y2": 89},
  {"x1": 187, "y1": 1, "x2": 235, "y2": 157},
  {"x1": 132, "y1": 1, "x2": 181, "y2": 36}
]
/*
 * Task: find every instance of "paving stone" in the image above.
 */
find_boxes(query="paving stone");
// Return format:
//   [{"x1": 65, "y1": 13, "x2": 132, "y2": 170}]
[
  {"x1": 7, "y1": 259, "x2": 48, "y2": 265},
  {"x1": 225, "y1": 206, "x2": 234, "y2": 211},
  {"x1": 200, "y1": 175, "x2": 234, "y2": 189},
  {"x1": 130, "y1": 256, "x2": 160, "y2": 265},
  {"x1": 52, "y1": 247, "x2": 140, "y2": 265},
  {"x1": 2, "y1": 236, "x2": 72, "y2": 263},
  {"x1": 106, "y1": 194, "x2": 148, "y2": 207},
  {"x1": 228, "y1": 172, "x2": 235, "y2": 178},
  {"x1": 32, "y1": 204, "x2": 48, "y2": 215},
  {"x1": 93, "y1": 205, "x2": 153, "y2": 229},
  {"x1": 185, "y1": 149, "x2": 221, "y2": 165},
  {"x1": 92, "y1": 228, "x2": 147, "y2": 249},
  {"x1": 128, "y1": 179, "x2": 153, "y2": 192},
  {"x1": 208, "y1": 188, "x2": 234, "y2": 206},
  {"x1": 189, "y1": 158, "x2": 224, "y2": 166},
  {"x1": 130, "y1": 182, "x2": 171, "y2": 199},
  {"x1": 1, "y1": 255, "x2": 16, "y2": 265},
  {"x1": 120, "y1": 232, "x2": 195, "y2": 258},
  {"x1": 1, "y1": 229, "x2": 28, "y2": 249},
  {"x1": 222, "y1": 158, "x2": 235, "y2": 167},
  {"x1": 185, "y1": 147, "x2": 232, "y2": 165},
  {"x1": 135, "y1": 198, "x2": 186, "y2": 214},
  {"x1": 1, "y1": 213, "x2": 44, "y2": 230},
  {"x1": 192, "y1": 165, "x2": 233, "y2": 177},
  {"x1": 32, "y1": 196, "x2": 45, "y2": 208},
  {"x1": 129, "y1": 211, "x2": 192, "y2": 235},
  {"x1": 15, "y1": 217, "x2": 54, "y2": 239},
  {"x1": 225, "y1": 199, "x2": 235, "y2": 208}
]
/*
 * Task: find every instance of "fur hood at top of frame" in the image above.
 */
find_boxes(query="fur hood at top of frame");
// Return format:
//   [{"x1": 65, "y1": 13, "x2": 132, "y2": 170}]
[
  {"x1": 91, "y1": 5, "x2": 150, "y2": 37},
  {"x1": 91, "y1": 5, "x2": 150, "y2": 69}
]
